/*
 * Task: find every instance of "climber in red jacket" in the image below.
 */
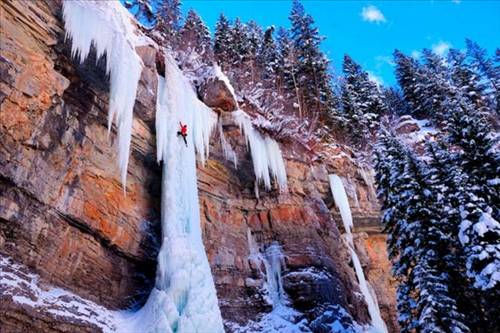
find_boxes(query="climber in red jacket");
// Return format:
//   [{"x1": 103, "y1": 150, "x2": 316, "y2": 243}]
[{"x1": 177, "y1": 122, "x2": 188, "y2": 147}]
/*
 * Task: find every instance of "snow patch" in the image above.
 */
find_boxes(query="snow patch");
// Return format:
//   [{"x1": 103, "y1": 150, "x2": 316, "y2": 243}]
[
  {"x1": 212, "y1": 64, "x2": 238, "y2": 106},
  {"x1": 0, "y1": 255, "x2": 118, "y2": 333}
]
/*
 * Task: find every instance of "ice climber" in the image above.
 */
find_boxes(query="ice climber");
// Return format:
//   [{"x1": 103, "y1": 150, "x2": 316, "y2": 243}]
[{"x1": 177, "y1": 122, "x2": 188, "y2": 147}]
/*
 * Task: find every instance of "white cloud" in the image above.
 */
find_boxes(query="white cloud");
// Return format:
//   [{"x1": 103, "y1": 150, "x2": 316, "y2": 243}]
[
  {"x1": 432, "y1": 41, "x2": 452, "y2": 56},
  {"x1": 375, "y1": 55, "x2": 395, "y2": 67},
  {"x1": 411, "y1": 50, "x2": 422, "y2": 59},
  {"x1": 452, "y1": 0, "x2": 462, "y2": 4},
  {"x1": 361, "y1": 5, "x2": 386, "y2": 24},
  {"x1": 367, "y1": 71, "x2": 384, "y2": 87}
]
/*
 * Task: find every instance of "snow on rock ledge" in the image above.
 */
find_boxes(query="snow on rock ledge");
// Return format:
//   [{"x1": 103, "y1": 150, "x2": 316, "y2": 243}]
[
  {"x1": 198, "y1": 64, "x2": 239, "y2": 112},
  {"x1": 63, "y1": 0, "x2": 145, "y2": 187}
]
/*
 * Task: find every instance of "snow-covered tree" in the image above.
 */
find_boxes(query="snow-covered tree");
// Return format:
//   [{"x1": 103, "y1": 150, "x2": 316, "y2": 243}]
[
  {"x1": 394, "y1": 50, "x2": 429, "y2": 118},
  {"x1": 448, "y1": 48, "x2": 487, "y2": 110},
  {"x1": 421, "y1": 49, "x2": 455, "y2": 122},
  {"x1": 341, "y1": 55, "x2": 387, "y2": 146},
  {"x1": 466, "y1": 39, "x2": 499, "y2": 90},
  {"x1": 179, "y1": 9, "x2": 211, "y2": 57},
  {"x1": 288, "y1": 0, "x2": 333, "y2": 117},
  {"x1": 445, "y1": 97, "x2": 499, "y2": 211},
  {"x1": 466, "y1": 39, "x2": 499, "y2": 113},
  {"x1": 156, "y1": 0, "x2": 182, "y2": 47},
  {"x1": 257, "y1": 26, "x2": 279, "y2": 82},
  {"x1": 375, "y1": 132, "x2": 418, "y2": 330},
  {"x1": 427, "y1": 141, "x2": 500, "y2": 331},
  {"x1": 228, "y1": 18, "x2": 251, "y2": 66},
  {"x1": 383, "y1": 87, "x2": 411, "y2": 116},
  {"x1": 376, "y1": 132, "x2": 470, "y2": 332},
  {"x1": 214, "y1": 14, "x2": 232, "y2": 68},
  {"x1": 441, "y1": 97, "x2": 500, "y2": 292}
]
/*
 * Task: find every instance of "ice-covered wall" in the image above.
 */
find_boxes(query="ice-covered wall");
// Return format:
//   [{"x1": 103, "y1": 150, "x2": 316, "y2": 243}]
[{"x1": 63, "y1": 0, "x2": 144, "y2": 187}]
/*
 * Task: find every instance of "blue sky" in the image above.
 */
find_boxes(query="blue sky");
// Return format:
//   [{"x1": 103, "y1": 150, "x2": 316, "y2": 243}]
[{"x1": 181, "y1": 0, "x2": 500, "y2": 86}]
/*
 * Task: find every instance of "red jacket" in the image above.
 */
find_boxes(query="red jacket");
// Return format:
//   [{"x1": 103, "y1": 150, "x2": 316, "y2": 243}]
[{"x1": 180, "y1": 123, "x2": 187, "y2": 136}]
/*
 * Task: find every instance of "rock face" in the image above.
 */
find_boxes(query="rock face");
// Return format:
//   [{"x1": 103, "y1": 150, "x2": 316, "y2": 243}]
[
  {"x1": 198, "y1": 69, "x2": 238, "y2": 112},
  {"x1": 1, "y1": 0, "x2": 161, "y2": 312},
  {"x1": 0, "y1": 1, "x2": 399, "y2": 332}
]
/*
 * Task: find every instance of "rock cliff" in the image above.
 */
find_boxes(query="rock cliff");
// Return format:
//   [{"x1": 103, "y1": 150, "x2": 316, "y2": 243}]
[{"x1": 0, "y1": 1, "x2": 398, "y2": 332}]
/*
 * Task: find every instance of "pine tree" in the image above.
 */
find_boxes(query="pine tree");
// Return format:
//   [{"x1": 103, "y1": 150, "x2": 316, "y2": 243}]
[
  {"x1": 179, "y1": 9, "x2": 211, "y2": 57},
  {"x1": 156, "y1": 0, "x2": 182, "y2": 47},
  {"x1": 445, "y1": 97, "x2": 499, "y2": 211},
  {"x1": 341, "y1": 55, "x2": 386, "y2": 146},
  {"x1": 376, "y1": 133, "x2": 470, "y2": 332},
  {"x1": 288, "y1": 0, "x2": 333, "y2": 117},
  {"x1": 444, "y1": 97, "x2": 500, "y2": 291},
  {"x1": 246, "y1": 20, "x2": 263, "y2": 81},
  {"x1": 383, "y1": 87, "x2": 411, "y2": 116},
  {"x1": 257, "y1": 26, "x2": 279, "y2": 82},
  {"x1": 426, "y1": 141, "x2": 499, "y2": 332},
  {"x1": 228, "y1": 18, "x2": 251, "y2": 66},
  {"x1": 394, "y1": 50, "x2": 429, "y2": 118},
  {"x1": 466, "y1": 39, "x2": 499, "y2": 112},
  {"x1": 466, "y1": 39, "x2": 499, "y2": 90},
  {"x1": 276, "y1": 26, "x2": 303, "y2": 117},
  {"x1": 375, "y1": 132, "x2": 418, "y2": 331},
  {"x1": 421, "y1": 49, "x2": 454, "y2": 122},
  {"x1": 448, "y1": 48, "x2": 486, "y2": 110},
  {"x1": 214, "y1": 14, "x2": 232, "y2": 69}
]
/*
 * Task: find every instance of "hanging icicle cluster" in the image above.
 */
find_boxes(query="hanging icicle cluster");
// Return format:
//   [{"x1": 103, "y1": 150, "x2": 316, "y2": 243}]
[{"x1": 63, "y1": 0, "x2": 143, "y2": 187}]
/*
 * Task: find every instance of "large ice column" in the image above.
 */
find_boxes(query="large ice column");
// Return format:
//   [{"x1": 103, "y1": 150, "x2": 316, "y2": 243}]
[
  {"x1": 62, "y1": 0, "x2": 143, "y2": 187},
  {"x1": 121, "y1": 55, "x2": 222, "y2": 333},
  {"x1": 232, "y1": 110, "x2": 288, "y2": 194},
  {"x1": 329, "y1": 175, "x2": 388, "y2": 333}
]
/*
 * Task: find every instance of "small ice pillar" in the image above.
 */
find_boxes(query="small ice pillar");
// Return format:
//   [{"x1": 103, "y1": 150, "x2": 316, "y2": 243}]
[
  {"x1": 264, "y1": 242, "x2": 286, "y2": 307},
  {"x1": 329, "y1": 174, "x2": 388, "y2": 333}
]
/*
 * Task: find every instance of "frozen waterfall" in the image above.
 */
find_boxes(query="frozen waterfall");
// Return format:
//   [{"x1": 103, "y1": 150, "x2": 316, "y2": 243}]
[
  {"x1": 119, "y1": 55, "x2": 223, "y2": 333},
  {"x1": 329, "y1": 175, "x2": 388, "y2": 333}
]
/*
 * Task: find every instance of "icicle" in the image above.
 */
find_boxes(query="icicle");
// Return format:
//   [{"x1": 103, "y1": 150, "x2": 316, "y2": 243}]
[
  {"x1": 329, "y1": 174, "x2": 388, "y2": 333},
  {"x1": 62, "y1": 0, "x2": 143, "y2": 187},
  {"x1": 359, "y1": 167, "x2": 377, "y2": 202},
  {"x1": 232, "y1": 110, "x2": 288, "y2": 192},
  {"x1": 218, "y1": 121, "x2": 238, "y2": 167},
  {"x1": 120, "y1": 54, "x2": 223, "y2": 333}
]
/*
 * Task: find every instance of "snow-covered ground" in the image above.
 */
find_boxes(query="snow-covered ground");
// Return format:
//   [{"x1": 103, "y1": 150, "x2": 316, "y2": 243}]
[{"x1": 0, "y1": 255, "x2": 119, "y2": 333}]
